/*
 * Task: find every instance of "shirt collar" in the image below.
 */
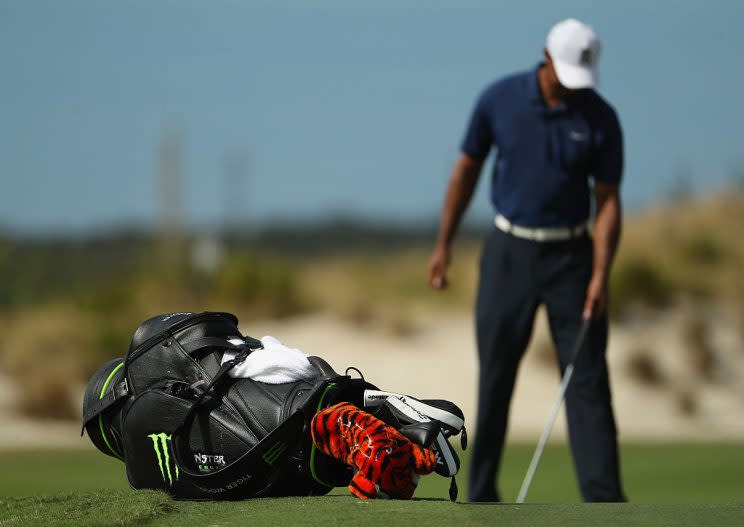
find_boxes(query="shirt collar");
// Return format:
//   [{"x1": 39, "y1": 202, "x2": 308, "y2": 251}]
[{"x1": 530, "y1": 62, "x2": 576, "y2": 114}]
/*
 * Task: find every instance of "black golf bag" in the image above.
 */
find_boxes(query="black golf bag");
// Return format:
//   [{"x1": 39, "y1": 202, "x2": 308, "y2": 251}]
[{"x1": 82, "y1": 312, "x2": 465, "y2": 500}]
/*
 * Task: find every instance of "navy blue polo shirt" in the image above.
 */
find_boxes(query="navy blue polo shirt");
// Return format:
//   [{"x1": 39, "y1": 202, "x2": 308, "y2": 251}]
[{"x1": 461, "y1": 64, "x2": 623, "y2": 228}]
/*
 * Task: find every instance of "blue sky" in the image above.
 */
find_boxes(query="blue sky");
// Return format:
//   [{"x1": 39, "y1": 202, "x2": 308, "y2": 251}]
[{"x1": 1, "y1": 1, "x2": 743, "y2": 234}]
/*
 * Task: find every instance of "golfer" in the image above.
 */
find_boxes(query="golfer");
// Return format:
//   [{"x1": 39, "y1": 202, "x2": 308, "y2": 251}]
[{"x1": 428, "y1": 19, "x2": 626, "y2": 502}]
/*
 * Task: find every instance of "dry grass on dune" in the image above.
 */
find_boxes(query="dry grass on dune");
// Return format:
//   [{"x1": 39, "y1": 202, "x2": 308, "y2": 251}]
[
  {"x1": 0, "y1": 306, "x2": 100, "y2": 419},
  {"x1": 610, "y1": 192, "x2": 744, "y2": 316},
  {"x1": 297, "y1": 241, "x2": 481, "y2": 332},
  {"x1": 299, "y1": 191, "x2": 744, "y2": 323}
]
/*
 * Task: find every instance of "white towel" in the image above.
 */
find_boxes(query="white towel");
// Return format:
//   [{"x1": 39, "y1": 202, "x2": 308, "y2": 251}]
[{"x1": 221, "y1": 335, "x2": 319, "y2": 384}]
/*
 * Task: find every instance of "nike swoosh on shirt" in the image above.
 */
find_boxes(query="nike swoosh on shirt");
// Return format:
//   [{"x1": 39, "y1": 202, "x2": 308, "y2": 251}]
[{"x1": 570, "y1": 131, "x2": 588, "y2": 141}]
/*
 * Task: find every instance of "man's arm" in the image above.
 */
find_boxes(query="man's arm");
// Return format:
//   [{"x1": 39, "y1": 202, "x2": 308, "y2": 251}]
[
  {"x1": 583, "y1": 181, "x2": 622, "y2": 318},
  {"x1": 428, "y1": 153, "x2": 484, "y2": 290}
]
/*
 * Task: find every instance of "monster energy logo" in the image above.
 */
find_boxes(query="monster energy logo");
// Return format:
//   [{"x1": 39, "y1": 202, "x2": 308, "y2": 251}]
[
  {"x1": 262, "y1": 441, "x2": 288, "y2": 466},
  {"x1": 148, "y1": 433, "x2": 180, "y2": 485}
]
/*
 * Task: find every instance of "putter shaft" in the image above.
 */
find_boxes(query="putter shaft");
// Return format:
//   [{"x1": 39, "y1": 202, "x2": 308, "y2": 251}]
[{"x1": 516, "y1": 318, "x2": 591, "y2": 503}]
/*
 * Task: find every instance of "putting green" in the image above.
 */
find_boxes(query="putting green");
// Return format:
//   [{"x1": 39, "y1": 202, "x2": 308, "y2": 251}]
[
  {"x1": 1, "y1": 444, "x2": 741, "y2": 526},
  {"x1": 2, "y1": 492, "x2": 743, "y2": 527}
]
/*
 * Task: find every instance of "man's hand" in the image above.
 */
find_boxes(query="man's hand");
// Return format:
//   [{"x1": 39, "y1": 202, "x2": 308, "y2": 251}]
[
  {"x1": 428, "y1": 244, "x2": 451, "y2": 290},
  {"x1": 586, "y1": 182, "x2": 621, "y2": 319},
  {"x1": 583, "y1": 274, "x2": 608, "y2": 319},
  {"x1": 428, "y1": 153, "x2": 483, "y2": 292}
]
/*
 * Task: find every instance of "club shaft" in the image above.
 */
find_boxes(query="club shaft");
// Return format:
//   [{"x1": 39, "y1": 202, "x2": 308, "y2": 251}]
[
  {"x1": 516, "y1": 363, "x2": 575, "y2": 503},
  {"x1": 516, "y1": 318, "x2": 590, "y2": 503}
]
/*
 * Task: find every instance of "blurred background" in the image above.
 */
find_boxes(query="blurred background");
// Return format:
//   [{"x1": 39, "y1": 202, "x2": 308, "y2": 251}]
[{"x1": 0, "y1": 0, "x2": 742, "y2": 502}]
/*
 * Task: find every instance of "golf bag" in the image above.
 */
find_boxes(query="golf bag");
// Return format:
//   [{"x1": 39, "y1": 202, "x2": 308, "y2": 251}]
[{"x1": 82, "y1": 312, "x2": 466, "y2": 500}]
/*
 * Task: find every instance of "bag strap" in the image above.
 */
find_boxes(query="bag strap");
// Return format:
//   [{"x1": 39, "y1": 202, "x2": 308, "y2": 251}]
[
  {"x1": 175, "y1": 374, "x2": 341, "y2": 473},
  {"x1": 80, "y1": 379, "x2": 129, "y2": 435},
  {"x1": 169, "y1": 377, "x2": 344, "y2": 497},
  {"x1": 181, "y1": 336, "x2": 263, "y2": 355},
  {"x1": 173, "y1": 410, "x2": 308, "y2": 497},
  {"x1": 171, "y1": 344, "x2": 256, "y2": 437}
]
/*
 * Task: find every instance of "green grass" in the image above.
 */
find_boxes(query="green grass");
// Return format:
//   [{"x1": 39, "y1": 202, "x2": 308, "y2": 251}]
[
  {"x1": 3, "y1": 494, "x2": 742, "y2": 527},
  {"x1": 1, "y1": 444, "x2": 742, "y2": 526}
]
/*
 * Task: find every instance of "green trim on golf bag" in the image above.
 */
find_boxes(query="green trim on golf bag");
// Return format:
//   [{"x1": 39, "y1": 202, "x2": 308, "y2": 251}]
[{"x1": 98, "y1": 361, "x2": 125, "y2": 459}]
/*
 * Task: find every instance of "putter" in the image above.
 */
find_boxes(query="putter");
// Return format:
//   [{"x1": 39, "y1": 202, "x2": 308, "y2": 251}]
[{"x1": 516, "y1": 317, "x2": 592, "y2": 503}]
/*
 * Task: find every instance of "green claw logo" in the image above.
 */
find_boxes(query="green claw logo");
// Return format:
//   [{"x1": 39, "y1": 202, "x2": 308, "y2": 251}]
[
  {"x1": 262, "y1": 441, "x2": 288, "y2": 466},
  {"x1": 148, "y1": 432, "x2": 180, "y2": 485}
]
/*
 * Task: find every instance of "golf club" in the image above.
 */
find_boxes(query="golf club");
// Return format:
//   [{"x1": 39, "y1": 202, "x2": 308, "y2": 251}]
[{"x1": 516, "y1": 317, "x2": 592, "y2": 503}]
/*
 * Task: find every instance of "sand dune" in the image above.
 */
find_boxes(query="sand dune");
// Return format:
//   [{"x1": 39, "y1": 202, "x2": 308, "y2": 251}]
[
  {"x1": 254, "y1": 307, "x2": 744, "y2": 442},
  {"x1": 1, "y1": 307, "x2": 742, "y2": 450}
]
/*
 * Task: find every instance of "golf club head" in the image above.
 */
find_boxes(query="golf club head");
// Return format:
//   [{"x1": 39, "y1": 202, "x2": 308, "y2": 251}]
[
  {"x1": 363, "y1": 389, "x2": 467, "y2": 449},
  {"x1": 378, "y1": 395, "x2": 460, "y2": 478}
]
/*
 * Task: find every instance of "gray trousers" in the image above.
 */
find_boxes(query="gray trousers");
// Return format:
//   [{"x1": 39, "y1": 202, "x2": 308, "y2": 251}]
[{"x1": 468, "y1": 227, "x2": 625, "y2": 502}]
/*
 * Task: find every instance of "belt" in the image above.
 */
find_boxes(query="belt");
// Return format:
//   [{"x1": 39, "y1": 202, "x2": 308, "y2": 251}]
[{"x1": 494, "y1": 213, "x2": 589, "y2": 242}]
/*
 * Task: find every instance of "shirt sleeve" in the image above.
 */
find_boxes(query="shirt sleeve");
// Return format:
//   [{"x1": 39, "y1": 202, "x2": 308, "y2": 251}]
[
  {"x1": 593, "y1": 107, "x2": 623, "y2": 185},
  {"x1": 460, "y1": 89, "x2": 494, "y2": 162}
]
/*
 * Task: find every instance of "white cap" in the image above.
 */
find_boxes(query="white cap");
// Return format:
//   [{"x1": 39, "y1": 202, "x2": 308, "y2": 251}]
[{"x1": 546, "y1": 18, "x2": 601, "y2": 89}]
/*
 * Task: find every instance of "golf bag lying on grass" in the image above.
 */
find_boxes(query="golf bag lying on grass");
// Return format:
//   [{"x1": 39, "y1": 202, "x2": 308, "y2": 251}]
[{"x1": 82, "y1": 312, "x2": 465, "y2": 501}]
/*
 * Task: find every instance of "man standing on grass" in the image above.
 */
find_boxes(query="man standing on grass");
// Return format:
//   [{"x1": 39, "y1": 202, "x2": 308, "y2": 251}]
[{"x1": 428, "y1": 19, "x2": 626, "y2": 502}]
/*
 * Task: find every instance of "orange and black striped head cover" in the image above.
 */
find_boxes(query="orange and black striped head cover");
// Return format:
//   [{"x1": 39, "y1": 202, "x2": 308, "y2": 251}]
[{"x1": 311, "y1": 401, "x2": 437, "y2": 500}]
